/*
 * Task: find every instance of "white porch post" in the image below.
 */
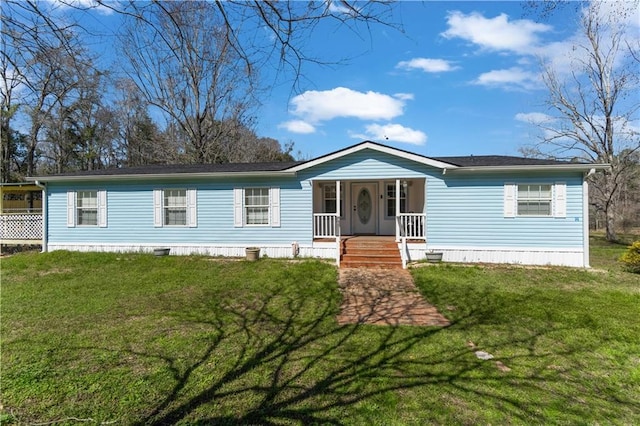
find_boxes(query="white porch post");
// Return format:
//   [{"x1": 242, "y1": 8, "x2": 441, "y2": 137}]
[
  {"x1": 336, "y1": 180, "x2": 341, "y2": 217},
  {"x1": 335, "y1": 180, "x2": 341, "y2": 266},
  {"x1": 395, "y1": 179, "x2": 401, "y2": 241}
]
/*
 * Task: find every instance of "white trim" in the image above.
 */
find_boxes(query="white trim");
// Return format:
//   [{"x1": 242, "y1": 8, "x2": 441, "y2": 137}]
[
  {"x1": 410, "y1": 247, "x2": 584, "y2": 267},
  {"x1": 46, "y1": 241, "x2": 586, "y2": 267},
  {"x1": 288, "y1": 141, "x2": 457, "y2": 172},
  {"x1": 30, "y1": 170, "x2": 296, "y2": 182},
  {"x1": 270, "y1": 187, "x2": 281, "y2": 227},
  {"x1": 554, "y1": 182, "x2": 566, "y2": 218},
  {"x1": 66, "y1": 191, "x2": 76, "y2": 227},
  {"x1": 427, "y1": 244, "x2": 582, "y2": 253},
  {"x1": 503, "y1": 183, "x2": 516, "y2": 218},
  {"x1": 153, "y1": 189, "x2": 163, "y2": 227},
  {"x1": 582, "y1": 178, "x2": 590, "y2": 268},
  {"x1": 46, "y1": 242, "x2": 331, "y2": 260},
  {"x1": 98, "y1": 190, "x2": 107, "y2": 228},
  {"x1": 233, "y1": 188, "x2": 243, "y2": 227},
  {"x1": 446, "y1": 163, "x2": 610, "y2": 173},
  {"x1": 187, "y1": 189, "x2": 197, "y2": 227}
]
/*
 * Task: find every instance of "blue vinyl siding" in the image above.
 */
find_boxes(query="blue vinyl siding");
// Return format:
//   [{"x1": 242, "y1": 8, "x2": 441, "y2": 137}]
[
  {"x1": 45, "y1": 147, "x2": 586, "y2": 252},
  {"x1": 426, "y1": 173, "x2": 584, "y2": 248},
  {"x1": 47, "y1": 177, "x2": 312, "y2": 245},
  {"x1": 299, "y1": 149, "x2": 432, "y2": 181}
]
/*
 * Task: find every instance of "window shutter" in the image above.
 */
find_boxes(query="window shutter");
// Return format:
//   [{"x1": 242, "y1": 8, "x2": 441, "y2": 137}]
[
  {"x1": 98, "y1": 190, "x2": 107, "y2": 228},
  {"x1": 153, "y1": 189, "x2": 163, "y2": 227},
  {"x1": 554, "y1": 182, "x2": 566, "y2": 218},
  {"x1": 270, "y1": 187, "x2": 281, "y2": 227},
  {"x1": 503, "y1": 183, "x2": 516, "y2": 218},
  {"x1": 187, "y1": 189, "x2": 197, "y2": 227},
  {"x1": 233, "y1": 188, "x2": 243, "y2": 227},
  {"x1": 67, "y1": 191, "x2": 76, "y2": 227}
]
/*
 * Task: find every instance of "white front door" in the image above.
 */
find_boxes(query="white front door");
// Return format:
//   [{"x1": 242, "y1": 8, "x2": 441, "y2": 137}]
[{"x1": 352, "y1": 183, "x2": 377, "y2": 234}]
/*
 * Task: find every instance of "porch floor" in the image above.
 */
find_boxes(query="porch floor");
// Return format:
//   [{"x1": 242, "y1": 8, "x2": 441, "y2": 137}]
[
  {"x1": 337, "y1": 268, "x2": 450, "y2": 326},
  {"x1": 313, "y1": 235, "x2": 424, "y2": 243}
]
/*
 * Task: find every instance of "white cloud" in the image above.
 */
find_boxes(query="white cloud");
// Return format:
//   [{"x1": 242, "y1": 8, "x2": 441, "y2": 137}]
[
  {"x1": 289, "y1": 87, "x2": 408, "y2": 123},
  {"x1": 396, "y1": 58, "x2": 459, "y2": 73},
  {"x1": 350, "y1": 123, "x2": 427, "y2": 146},
  {"x1": 473, "y1": 67, "x2": 540, "y2": 91},
  {"x1": 441, "y1": 11, "x2": 551, "y2": 54},
  {"x1": 44, "y1": 0, "x2": 113, "y2": 15},
  {"x1": 515, "y1": 112, "x2": 555, "y2": 125},
  {"x1": 278, "y1": 120, "x2": 316, "y2": 134},
  {"x1": 393, "y1": 93, "x2": 414, "y2": 101}
]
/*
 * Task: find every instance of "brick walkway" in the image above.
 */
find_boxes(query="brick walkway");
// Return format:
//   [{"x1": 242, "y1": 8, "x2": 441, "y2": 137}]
[{"x1": 337, "y1": 268, "x2": 450, "y2": 326}]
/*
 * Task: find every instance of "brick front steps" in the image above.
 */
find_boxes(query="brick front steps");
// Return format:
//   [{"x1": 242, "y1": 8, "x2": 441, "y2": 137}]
[{"x1": 340, "y1": 236, "x2": 403, "y2": 269}]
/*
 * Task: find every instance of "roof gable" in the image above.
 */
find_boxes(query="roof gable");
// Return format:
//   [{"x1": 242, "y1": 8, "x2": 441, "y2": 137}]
[{"x1": 288, "y1": 141, "x2": 458, "y2": 172}]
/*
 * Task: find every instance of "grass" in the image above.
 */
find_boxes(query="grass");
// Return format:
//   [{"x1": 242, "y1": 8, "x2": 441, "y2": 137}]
[{"x1": 1, "y1": 239, "x2": 639, "y2": 424}]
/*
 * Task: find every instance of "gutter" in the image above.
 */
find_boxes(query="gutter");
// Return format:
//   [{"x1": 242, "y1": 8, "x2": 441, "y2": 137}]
[
  {"x1": 27, "y1": 170, "x2": 298, "y2": 183},
  {"x1": 34, "y1": 180, "x2": 47, "y2": 253},
  {"x1": 444, "y1": 163, "x2": 611, "y2": 173}
]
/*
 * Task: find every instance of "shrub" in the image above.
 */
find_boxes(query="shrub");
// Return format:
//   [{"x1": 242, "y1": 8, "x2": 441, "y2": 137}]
[{"x1": 620, "y1": 241, "x2": 640, "y2": 273}]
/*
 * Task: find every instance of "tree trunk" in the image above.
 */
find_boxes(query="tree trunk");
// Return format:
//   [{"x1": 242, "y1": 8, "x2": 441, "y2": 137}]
[{"x1": 605, "y1": 205, "x2": 617, "y2": 242}]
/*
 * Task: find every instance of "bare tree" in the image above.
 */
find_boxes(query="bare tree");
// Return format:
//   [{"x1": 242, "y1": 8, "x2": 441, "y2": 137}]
[
  {"x1": 0, "y1": 34, "x2": 22, "y2": 182},
  {"x1": 118, "y1": 1, "x2": 261, "y2": 164},
  {"x1": 521, "y1": 1, "x2": 640, "y2": 242},
  {"x1": 1, "y1": 1, "x2": 108, "y2": 176},
  {"x1": 102, "y1": 1, "x2": 396, "y2": 89}
]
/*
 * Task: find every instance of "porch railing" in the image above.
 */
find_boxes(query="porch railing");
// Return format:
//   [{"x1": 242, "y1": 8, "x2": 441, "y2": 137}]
[
  {"x1": 313, "y1": 213, "x2": 340, "y2": 238},
  {"x1": 0, "y1": 213, "x2": 43, "y2": 241},
  {"x1": 396, "y1": 213, "x2": 425, "y2": 240}
]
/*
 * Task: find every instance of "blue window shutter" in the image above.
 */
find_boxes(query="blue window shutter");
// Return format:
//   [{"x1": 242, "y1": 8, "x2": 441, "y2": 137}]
[
  {"x1": 271, "y1": 187, "x2": 280, "y2": 227},
  {"x1": 504, "y1": 183, "x2": 516, "y2": 218},
  {"x1": 98, "y1": 190, "x2": 107, "y2": 228},
  {"x1": 67, "y1": 191, "x2": 76, "y2": 227},
  {"x1": 153, "y1": 189, "x2": 163, "y2": 227},
  {"x1": 187, "y1": 189, "x2": 197, "y2": 227},
  {"x1": 233, "y1": 188, "x2": 243, "y2": 227},
  {"x1": 554, "y1": 182, "x2": 566, "y2": 218}
]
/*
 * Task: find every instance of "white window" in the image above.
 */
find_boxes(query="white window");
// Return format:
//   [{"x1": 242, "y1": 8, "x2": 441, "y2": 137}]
[
  {"x1": 77, "y1": 191, "x2": 98, "y2": 225},
  {"x1": 153, "y1": 189, "x2": 197, "y2": 227},
  {"x1": 504, "y1": 182, "x2": 566, "y2": 218},
  {"x1": 233, "y1": 187, "x2": 280, "y2": 227},
  {"x1": 386, "y1": 183, "x2": 407, "y2": 218},
  {"x1": 517, "y1": 184, "x2": 552, "y2": 216},
  {"x1": 67, "y1": 190, "x2": 107, "y2": 228},
  {"x1": 323, "y1": 183, "x2": 344, "y2": 216},
  {"x1": 245, "y1": 188, "x2": 270, "y2": 225},
  {"x1": 164, "y1": 189, "x2": 187, "y2": 226}
]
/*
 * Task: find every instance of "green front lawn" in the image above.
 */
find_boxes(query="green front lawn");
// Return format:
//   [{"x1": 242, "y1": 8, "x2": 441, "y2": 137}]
[{"x1": 1, "y1": 246, "x2": 639, "y2": 424}]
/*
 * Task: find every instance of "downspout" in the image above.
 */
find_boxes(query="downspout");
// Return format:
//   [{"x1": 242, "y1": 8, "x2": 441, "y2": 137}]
[
  {"x1": 34, "y1": 180, "x2": 47, "y2": 253},
  {"x1": 582, "y1": 169, "x2": 596, "y2": 268}
]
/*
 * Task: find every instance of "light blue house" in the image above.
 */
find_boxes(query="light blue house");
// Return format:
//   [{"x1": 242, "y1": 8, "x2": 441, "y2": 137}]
[{"x1": 29, "y1": 141, "x2": 608, "y2": 268}]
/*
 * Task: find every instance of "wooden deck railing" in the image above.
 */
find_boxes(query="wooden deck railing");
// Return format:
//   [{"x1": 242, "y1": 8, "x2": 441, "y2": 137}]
[{"x1": 0, "y1": 213, "x2": 43, "y2": 242}]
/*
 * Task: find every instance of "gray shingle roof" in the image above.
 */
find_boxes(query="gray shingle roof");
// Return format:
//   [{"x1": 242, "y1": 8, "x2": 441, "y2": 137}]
[
  {"x1": 46, "y1": 161, "x2": 304, "y2": 177},
  {"x1": 33, "y1": 141, "x2": 587, "y2": 179},
  {"x1": 431, "y1": 155, "x2": 574, "y2": 167}
]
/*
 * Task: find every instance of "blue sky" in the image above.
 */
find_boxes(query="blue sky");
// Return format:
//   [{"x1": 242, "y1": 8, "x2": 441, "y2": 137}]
[
  {"x1": 253, "y1": 1, "x2": 638, "y2": 159},
  {"x1": 39, "y1": 1, "x2": 640, "y2": 160}
]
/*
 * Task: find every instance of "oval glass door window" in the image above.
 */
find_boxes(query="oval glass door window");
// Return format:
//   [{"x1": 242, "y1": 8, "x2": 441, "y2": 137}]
[{"x1": 357, "y1": 188, "x2": 372, "y2": 224}]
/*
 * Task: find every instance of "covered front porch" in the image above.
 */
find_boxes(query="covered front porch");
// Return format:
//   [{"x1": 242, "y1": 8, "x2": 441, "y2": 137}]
[
  {"x1": 311, "y1": 178, "x2": 426, "y2": 268},
  {"x1": 312, "y1": 178, "x2": 426, "y2": 241}
]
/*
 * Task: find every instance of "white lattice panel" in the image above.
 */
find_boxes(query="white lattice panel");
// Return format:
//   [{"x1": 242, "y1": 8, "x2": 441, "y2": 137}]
[{"x1": 0, "y1": 214, "x2": 42, "y2": 240}]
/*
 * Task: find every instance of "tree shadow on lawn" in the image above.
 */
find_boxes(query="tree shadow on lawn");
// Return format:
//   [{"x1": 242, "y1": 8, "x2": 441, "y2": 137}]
[
  {"x1": 112, "y1": 284, "x2": 634, "y2": 425},
  {"x1": 31, "y1": 280, "x2": 637, "y2": 424}
]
